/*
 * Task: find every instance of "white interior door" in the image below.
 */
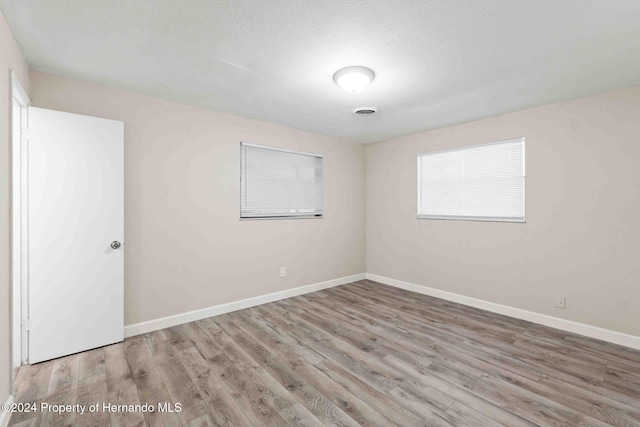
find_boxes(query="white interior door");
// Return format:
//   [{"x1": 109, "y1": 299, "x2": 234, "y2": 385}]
[{"x1": 27, "y1": 107, "x2": 124, "y2": 364}]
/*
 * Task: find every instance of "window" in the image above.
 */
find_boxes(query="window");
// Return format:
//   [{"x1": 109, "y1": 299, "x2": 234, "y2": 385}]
[
  {"x1": 417, "y1": 138, "x2": 525, "y2": 222},
  {"x1": 241, "y1": 142, "x2": 323, "y2": 219}
]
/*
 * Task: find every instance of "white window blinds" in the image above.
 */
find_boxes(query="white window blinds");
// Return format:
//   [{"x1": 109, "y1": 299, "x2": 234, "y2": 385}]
[
  {"x1": 417, "y1": 138, "x2": 525, "y2": 222},
  {"x1": 241, "y1": 142, "x2": 323, "y2": 218}
]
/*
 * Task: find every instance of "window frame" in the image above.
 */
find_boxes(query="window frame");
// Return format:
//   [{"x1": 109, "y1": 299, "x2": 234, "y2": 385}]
[
  {"x1": 416, "y1": 138, "x2": 526, "y2": 223},
  {"x1": 240, "y1": 142, "x2": 324, "y2": 220}
]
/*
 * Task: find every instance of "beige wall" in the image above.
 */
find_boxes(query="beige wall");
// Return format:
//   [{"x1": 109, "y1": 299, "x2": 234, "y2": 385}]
[
  {"x1": 0, "y1": 11, "x2": 29, "y2": 403},
  {"x1": 367, "y1": 85, "x2": 640, "y2": 336},
  {"x1": 29, "y1": 71, "x2": 366, "y2": 326}
]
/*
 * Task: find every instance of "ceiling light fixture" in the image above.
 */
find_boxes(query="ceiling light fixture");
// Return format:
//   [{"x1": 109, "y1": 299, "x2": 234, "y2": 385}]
[{"x1": 333, "y1": 66, "x2": 375, "y2": 93}]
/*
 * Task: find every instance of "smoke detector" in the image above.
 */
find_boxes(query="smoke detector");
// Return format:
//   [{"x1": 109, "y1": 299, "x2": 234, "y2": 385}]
[{"x1": 353, "y1": 107, "x2": 378, "y2": 116}]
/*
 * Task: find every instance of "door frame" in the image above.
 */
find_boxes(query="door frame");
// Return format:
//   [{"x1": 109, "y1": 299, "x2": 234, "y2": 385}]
[{"x1": 11, "y1": 70, "x2": 31, "y2": 373}]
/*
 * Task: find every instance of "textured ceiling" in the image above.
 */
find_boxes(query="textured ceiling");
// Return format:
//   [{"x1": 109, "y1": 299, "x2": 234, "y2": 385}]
[{"x1": 2, "y1": 0, "x2": 640, "y2": 143}]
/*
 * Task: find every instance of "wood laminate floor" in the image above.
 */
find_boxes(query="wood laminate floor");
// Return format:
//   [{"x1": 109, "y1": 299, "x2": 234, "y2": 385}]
[{"x1": 9, "y1": 280, "x2": 640, "y2": 426}]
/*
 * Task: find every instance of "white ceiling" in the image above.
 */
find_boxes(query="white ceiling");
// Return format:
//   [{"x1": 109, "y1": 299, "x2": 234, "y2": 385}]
[{"x1": 2, "y1": 1, "x2": 640, "y2": 144}]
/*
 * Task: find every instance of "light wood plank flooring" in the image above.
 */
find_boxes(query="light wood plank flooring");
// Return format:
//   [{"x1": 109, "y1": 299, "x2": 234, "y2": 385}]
[{"x1": 9, "y1": 280, "x2": 640, "y2": 426}]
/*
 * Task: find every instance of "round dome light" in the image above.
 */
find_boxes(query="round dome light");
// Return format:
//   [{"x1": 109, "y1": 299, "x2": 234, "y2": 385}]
[{"x1": 333, "y1": 66, "x2": 375, "y2": 93}]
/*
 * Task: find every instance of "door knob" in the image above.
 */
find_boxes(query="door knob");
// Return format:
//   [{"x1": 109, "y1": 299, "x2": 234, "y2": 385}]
[{"x1": 111, "y1": 241, "x2": 121, "y2": 249}]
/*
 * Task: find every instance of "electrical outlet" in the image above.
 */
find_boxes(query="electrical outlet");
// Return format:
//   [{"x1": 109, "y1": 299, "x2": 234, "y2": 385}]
[
  {"x1": 280, "y1": 267, "x2": 286, "y2": 277},
  {"x1": 555, "y1": 296, "x2": 566, "y2": 309}
]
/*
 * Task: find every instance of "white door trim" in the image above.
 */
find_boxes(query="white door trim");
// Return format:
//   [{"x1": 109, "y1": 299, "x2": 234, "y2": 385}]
[
  {"x1": 10, "y1": 70, "x2": 30, "y2": 374},
  {"x1": 10, "y1": 71, "x2": 29, "y2": 105}
]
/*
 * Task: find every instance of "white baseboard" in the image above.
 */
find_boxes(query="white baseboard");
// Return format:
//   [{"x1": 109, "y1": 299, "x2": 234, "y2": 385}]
[
  {"x1": 366, "y1": 273, "x2": 640, "y2": 351},
  {"x1": 0, "y1": 395, "x2": 13, "y2": 427},
  {"x1": 124, "y1": 273, "x2": 366, "y2": 338},
  {"x1": 123, "y1": 271, "x2": 640, "y2": 352}
]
